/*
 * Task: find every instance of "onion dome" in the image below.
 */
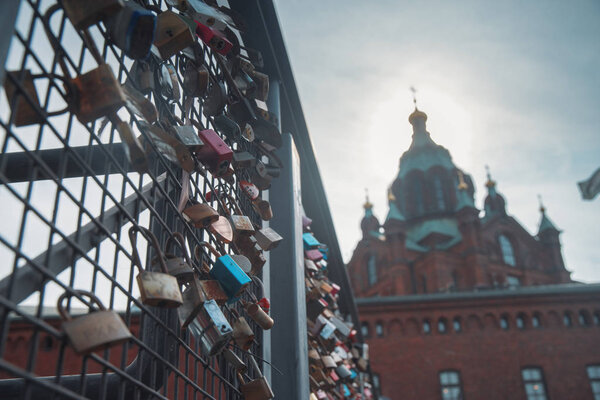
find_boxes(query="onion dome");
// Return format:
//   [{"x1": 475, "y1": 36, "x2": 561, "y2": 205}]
[
  {"x1": 361, "y1": 191, "x2": 380, "y2": 236},
  {"x1": 483, "y1": 166, "x2": 506, "y2": 219}
]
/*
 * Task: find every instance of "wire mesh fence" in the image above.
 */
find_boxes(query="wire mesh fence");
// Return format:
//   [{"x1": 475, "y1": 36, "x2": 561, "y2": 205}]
[{"x1": 0, "y1": 1, "x2": 273, "y2": 398}]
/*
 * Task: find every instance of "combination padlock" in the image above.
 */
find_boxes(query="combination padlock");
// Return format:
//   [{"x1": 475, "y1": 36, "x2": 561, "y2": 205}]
[
  {"x1": 129, "y1": 226, "x2": 183, "y2": 308},
  {"x1": 105, "y1": 1, "x2": 156, "y2": 60},
  {"x1": 154, "y1": 10, "x2": 194, "y2": 60},
  {"x1": 57, "y1": 290, "x2": 132, "y2": 355},
  {"x1": 195, "y1": 129, "x2": 233, "y2": 176},
  {"x1": 237, "y1": 354, "x2": 274, "y2": 400},
  {"x1": 61, "y1": 0, "x2": 123, "y2": 30},
  {"x1": 198, "y1": 242, "x2": 251, "y2": 301},
  {"x1": 231, "y1": 309, "x2": 255, "y2": 350}
]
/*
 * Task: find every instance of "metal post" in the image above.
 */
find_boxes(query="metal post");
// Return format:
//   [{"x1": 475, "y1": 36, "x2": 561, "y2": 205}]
[{"x1": 269, "y1": 132, "x2": 309, "y2": 399}]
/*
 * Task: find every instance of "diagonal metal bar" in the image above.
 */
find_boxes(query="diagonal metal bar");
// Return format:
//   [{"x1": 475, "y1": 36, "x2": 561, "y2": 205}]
[{"x1": 0, "y1": 173, "x2": 169, "y2": 306}]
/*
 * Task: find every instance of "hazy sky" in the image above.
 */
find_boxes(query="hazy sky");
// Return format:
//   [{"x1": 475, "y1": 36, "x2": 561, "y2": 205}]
[{"x1": 272, "y1": 0, "x2": 600, "y2": 282}]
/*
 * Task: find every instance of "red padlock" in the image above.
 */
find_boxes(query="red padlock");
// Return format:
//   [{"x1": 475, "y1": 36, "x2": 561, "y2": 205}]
[
  {"x1": 195, "y1": 129, "x2": 233, "y2": 176},
  {"x1": 195, "y1": 21, "x2": 233, "y2": 55},
  {"x1": 239, "y1": 180, "x2": 259, "y2": 200},
  {"x1": 257, "y1": 297, "x2": 270, "y2": 314}
]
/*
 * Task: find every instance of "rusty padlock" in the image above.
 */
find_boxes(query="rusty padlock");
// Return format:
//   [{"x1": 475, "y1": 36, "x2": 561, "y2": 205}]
[
  {"x1": 199, "y1": 279, "x2": 229, "y2": 305},
  {"x1": 129, "y1": 226, "x2": 183, "y2": 308},
  {"x1": 57, "y1": 290, "x2": 132, "y2": 355},
  {"x1": 3, "y1": 70, "x2": 47, "y2": 126},
  {"x1": 154, "y1": 10, "x2": 194, "y2": 60},
  {"x1": 252, "y1": 198, "x2": 273, "y2": 221},
  {"x1": 183, "y1": 201, "x2": 220, "y2": 228},
  {"x1": 225, "y1": 193, "x2": 255, "y2": 239},
  {"x1": 230, "y1": 309, "x2": 255, "y2": 350},
  {"x1": 238, "y1": 354, "x2": 274, "y2": 400}
]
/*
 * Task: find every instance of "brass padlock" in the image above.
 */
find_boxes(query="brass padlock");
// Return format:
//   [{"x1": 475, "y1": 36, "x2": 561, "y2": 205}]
[
  {"x1": 252, "y1": 198, "x2": 273, "y2": 221},
  {"x1": 183, "y1": 202, "x2": 220, "y2": 227},
  {"x1": 105, "y1": 1, "x2": 156, "y2": 60},
  {"x1": 57, "y1": 290, "x2": 132, "y2": 355},
  {"x1": 61, "y1": 0, "x2": 123, "y2": 30},
  {"x1": 254, "y1": 227, "x2": 283, "y2": 251},
  {"x1": 3, "y1": 70, "x2": 46, "y2": 126},
  {"x1": 154, "y1": 10, "x2": 194, "y2": 60},
  {"x1": 129, "y1": 226, "x2": 183, "y2": 308},
  {"x1": 244, "y1": 301, "x2": 274, "y2": 331},
  {"x1": 68, "y1": 63, "x2": 126, "y2": 124},
  {"x1": 225, "y1": 193, "x2": 255, "y2": 239},
  {"x1": 209, "y1": 215, "x2": 234, "y2": 244},
  {"x1": 231, "y1": 310, "x2": 255, "y2": 350},
  {"x1": 237, "y1": 355, "x2": 274, "y2": 400}
]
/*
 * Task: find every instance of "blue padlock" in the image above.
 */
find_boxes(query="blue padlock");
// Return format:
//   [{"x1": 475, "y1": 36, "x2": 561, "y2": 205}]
[
  {"x1": 302, "y1": 232, "x2": 320, "y2": 249},
  {"x1": 199, "y1": 242, "x2": 251, "y2": 302}
]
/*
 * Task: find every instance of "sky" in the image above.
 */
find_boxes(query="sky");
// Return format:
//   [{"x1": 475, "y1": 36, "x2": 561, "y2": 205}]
[{"x1": 272, "y1": 0, "x2": 600, "y2": 283}]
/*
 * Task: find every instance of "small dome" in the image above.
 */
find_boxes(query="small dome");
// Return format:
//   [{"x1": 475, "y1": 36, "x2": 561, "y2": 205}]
[{"x1": 409, "y1": 108, "x2": 428, "y2": 125}]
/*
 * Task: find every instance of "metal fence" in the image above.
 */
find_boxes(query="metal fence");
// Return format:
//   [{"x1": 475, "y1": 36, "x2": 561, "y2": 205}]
[{"x1": 0, "y1": 1, "x2": 272, "y2": 398}]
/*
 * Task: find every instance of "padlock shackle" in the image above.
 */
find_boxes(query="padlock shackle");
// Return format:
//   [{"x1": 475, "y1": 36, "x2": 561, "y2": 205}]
[
  {"x1": 57, "y1": 289, "x2": 107, "y2": 322},
  {"x1": 129, "y1": 226, "x2": 169, "y2": 274},
  {"x1": 165, "y1": 232, "x2": 193, "y2": 266},
  {"x1": 225, "y1": 192, "x2": 243, "y2": 216},
  {"x1": 195, "y1": 241, "x2": 221, "y2": 261}
]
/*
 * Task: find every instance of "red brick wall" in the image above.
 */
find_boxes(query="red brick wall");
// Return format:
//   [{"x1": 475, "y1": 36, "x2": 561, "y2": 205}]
[{"x1": 359, "y1": 293, "x2": 600, "y2": 400}]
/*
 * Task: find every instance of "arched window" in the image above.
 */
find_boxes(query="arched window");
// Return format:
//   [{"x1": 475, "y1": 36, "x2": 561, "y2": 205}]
[
  {"x1": 516, "y1": 315, "x2": 525, "y2": 330},
  {"x1": 499, "y1": 234, "x2": 516, "y2": 266},
  {"x1": 423, "y1": 319, "x2": 431, "y2": 334},
  {"x1": 375, "y1": 321, "x2": 384, "y2": 337},
  {"x1": 500, "y1": 315, "x2": 509, "y2": 330},
  {"x1": 563, "y1": 312, "x2": 573, "y2": 327},
  {"x1": 453, "y1": 317, "x2": 462, "y2": 333},
  {"x1": 593, "y1": 312, "x2": 600, "y2": 326},
  {"x1": 579, "y1": 310, "x2": 590, "y2": 326},
  {"x1": 361, "y1": 322, "x2": 370, "y2": 338},
  {"x1": 367, "y1": 254, "x2": 377, "y2": 286},
  {"x1": 532, "y1": 314, "x2": 542, "y2": 329},
  {"x1": 433, "y1": 176, "x2": 446, "y2": 211},
  {"x1": 438, "y1": 318, "x2": 447, "y2": 334},
  {"x1": 412, "y1": 178, "x2": 425, "y2": 216}
]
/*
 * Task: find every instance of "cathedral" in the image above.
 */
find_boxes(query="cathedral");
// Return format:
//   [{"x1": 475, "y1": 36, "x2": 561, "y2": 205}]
[{"x1": 346, "y1": 106, "x2": 600, "y2": 400}]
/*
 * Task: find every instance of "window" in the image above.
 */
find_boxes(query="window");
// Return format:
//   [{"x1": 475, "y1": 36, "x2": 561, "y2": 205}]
[
  {"x1": 516, "y1": 315, "x2": 525, "y2": 330},
  {"x1": 507, "y1": 275, "x2": 521, "y2": 288},
  {"x1": 438, "y1": 318, "x2": 447, "y2": 334},
  {"x1": 453, "y1": 318, "x2": 462, "y2": 333},
  {"x1": 361, "y1": 322, "x2": 370, "y2": 338},
  {"x1": 433, "y1": 176, "x2": 446, "y2": 211},
  {"x1": 413, "y1": 178, "x2": 424, "y2": 215},
  {"x1": 594, "y1": 312, "x2": 600, "y2": 326},
  {"x1": 500, "y1": 316, "x2": 509, "y2": 330},
  {"x1": 423, "y1": 319, "x2": 431, "y2": 334},
  {"x1": 587, "y1": 365, "x2": 600, "y2": 400},
  {"x1": 499, "y1": 234, "x2": 516, "y2": 266},
  {"x1": 439, "y1": 370, "x2": 463, "y2": 400},
  {"x1": 522, "y1": 367, "x2": 548, "y2": 400},
  {"x1": 375, "y1": 321, "x2": 384, "y2": 337},
  {"x1": 532, "y1": 314, "x2": 541, "y2": 329},
  {"x1": 367, "y1": 254, "x2": 377, "y2": 286},
  {"x1": 579, "y1": 311, "x2": 590, "y2": 326},
  {"x1": 372, "y1": 373, "x2": 381, "y2": 392},
  {"x1": 563, "y1": 312, "x2": 573, "y2": 327}
]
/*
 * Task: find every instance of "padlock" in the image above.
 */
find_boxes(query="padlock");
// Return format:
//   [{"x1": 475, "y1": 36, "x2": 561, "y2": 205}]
[
  {"x1": 195, "y1": 299, "x2": 232, "y2": 355},
  {"x1": 178, "y1": 275, "x2": 208, "y2": 328},
  {"x1": 329, "y1": 317, "x2": 352, "y2": 338},
  {"x1": 237, "y1": 355, "x2": 274, "y2": 400},
  {"x1": 240, "y1": 181, "x2": 260, "y2": 201},
  {"x1": 179, "y1": 0, "x2": 234, "y2": 31},
  {"x1": 137, "y1": 121, "x2": 194, "y2": 172},
  {"x1": 356, "y1": 357, "x2": 368, "y2": 372},
  {"x1": 320, "y1": 282, "x2": 333, "y2": 294},
  {"x1": 195, "y1": 20, "x2": 233, "y2": 55},
  {"x1": 230, "y1": 254, "x2": 253, "y2": 274},
  {"x1": 224, "y1": 193, "x2": 255, "y2": 238},
  {"x1": 3, "y1": 70, "x2": 46, "y2": 126},
  {"x1": 129, "y1": 226, "x2": 183, "y2": 308},
  {"x1": 105, "y1": 1, "x2": 156, "y2": 60},
  {"x1": 209, "y1": 215, "x2": 234, "y2": 244},
  {"x1": 335, "y1": 364, "x2": 352, "y2": 380},
  {"x1": 183, "y1": 63, "x2": 209, "y2": 97},
  {"x1": 252, "y1": 198, "x2": 273, "y2": 221},
  {"x1": 305, "y1": 259, "x2": 319, "y2": 273},
  {"x1": 329, "y1": 283, "x2": 341, "y2": 296},
  {"x1": 231, "y1": 309, "x2": 255, "y2": 350},
  {"x1": 223, "y1": 348, "x2": 248, "y2": 373},
  {"x1": 156, "y1": 63, "x2": 181, "y2": 103},
  {"x1": 329, "y1": 369, "x2": 339, "y2": 383},
  {"x1": 320, "y1": 319, "x2": 336, "y2": 340},
  {"x1": 195, "y1": 129, "x2": 233, "y2": 175},
  {"x1": 321, "y1": 355, "x2": 337, "y2": 369},
  {"x1": 249, "y1": 70, "x2": 269, "y2": 102},
  {"x1": 128, "y1": 60, "x2": 155, "y2": 93},
  {"x1": 253, "y1": 227, "x2": 283, "y2": 251},
  {"x1": 172, "y1": 125, "x2": 204, "y2": 152},
  {"x1": 198, "y1": 242, "x2": 251, "y2": 300},
  {"x1": 305, "y1": 249, "x2": 324, "y2": 262},
  {"x1": 213, "y1": 114, "x2": 242, "y2": 141},
  {"x1": 202, "y1": 80, "x2": 227, "y2": 117},
  {"x1": 153, "y1": 232, "x2": 195, "y2": 281},
  {"x1": 154, "y1": 11, "x2": 194, "y2": 60},
  {"x1": 199, "y1": 280, "x2": 229, "y2": 305},
  {"x1": 121, "y1": 82, "x2": 158, "y2": 123},
  {"x1": 68, "y1": 63, "x2": 126, "y2": 124},
  {"x1": 251, "y1": 161, "x2": 272, "y2": 190},
  {"x1": 244, "y1": 301, "x2": 274, "y2": 331},
  {"x1": 233, "y1": 70, "x2": 256, "y2": 94},
  {"x1": 61, "y1": 0, "x2": 124, "y2": 30},
  {"x1": 310, "y1": 365, "x2": 328, "y2": 384},
  {"x1": 303, "y1": 233, "x2": 321, "y2": 249},
  {"x1": 309, "y1": 349, "x2": 322, "y2": 365},
  {"x1": 57, "y1": 290, "x2": 132, "y2": 355},
  {"x1": 316, "y1": 390, "x2": 328, "y2": 400},
  {"x1": 232, "y1": 151, "x2": 257, "y2": 170},
  {"x1": 307, "y1": 298, "x2": 328, "y2": 322},
  {"x1": 310, "y1": 393, "x2": 318, "y2": 400},
  {"x1": 183, "y1": 202, "x2": 220, "y2": 227}
]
